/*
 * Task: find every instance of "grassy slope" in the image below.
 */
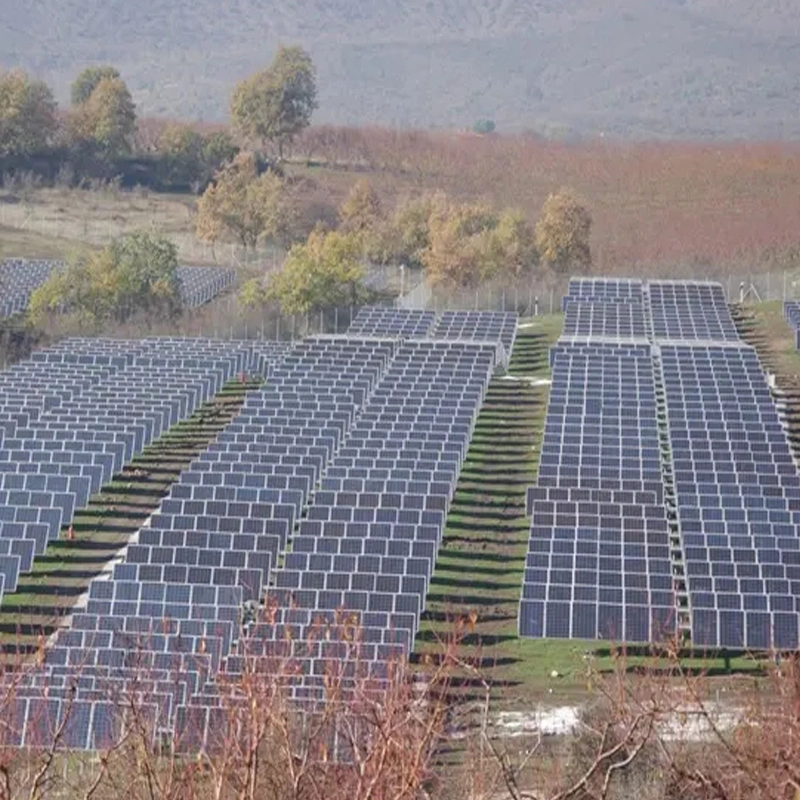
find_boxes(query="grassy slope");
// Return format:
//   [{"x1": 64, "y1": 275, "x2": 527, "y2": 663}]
[
  {"x1": 416, "y1": 314, "x2": 602, "y2": 703},
  {"x1": 0, "y1": 380, "x2": 257, "y2": 658},
  {"x1": 0, "y1": 189, "x2": 200, "y2": 262},
  {"x1": 733, "y1": 300, "x2": 800, "y2": 378}
]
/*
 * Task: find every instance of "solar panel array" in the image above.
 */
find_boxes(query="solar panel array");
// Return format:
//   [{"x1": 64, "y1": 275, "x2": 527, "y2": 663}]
[
  {"x1": 6, "y1": 317, "x2": 511, "y2": 750},
  {"x1": 784, "y1": 301, "x2": 800, "y2": 349},
  {"x1": 0, "y1": 337, "x2": 289, "y2": 606},
  {"x1": 347, "y1": 308, "x2": 517, "y2": 371},
  {"x1": 649, "y1": 280, "x2": 739, "y2": 342},
  {"x1": 3, "y1": 336, "x2": 295, "y2": 748},
  {"x1": 176, "y1": 266, "x2": 236, "y2": 309},
  {"x1": 562, "y1": 301, "x2": 647, "y2": 340},
  {"x1": 663, "y1": 344, "x2": 800, "y2": 649},
  {"x1": 0, "y1": 260, "x2": 235, "y2": 319},
  {"x1": 0, "y1": 259, "x2": 62, "y2": 319},
  {"x1": 521, "y1": 277, "x2": 800, "y2": 650},
  {"x1": 430, "y1": 311, "x2": 517, "y2": 365},
  {"x1": 562, "y1": 277, "x2": 644, "y2": 309},
  {"x1": 521, "y1": 337, "x2": 675, "y2": 643},
  {"x1": 347, "y1": 307, "x2": 436, "y2": 339}
]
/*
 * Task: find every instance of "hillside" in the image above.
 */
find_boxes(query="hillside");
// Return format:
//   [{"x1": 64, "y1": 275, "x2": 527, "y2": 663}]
[{"x1": 1, "y1": 0, "x2": 799, "y2": 139}]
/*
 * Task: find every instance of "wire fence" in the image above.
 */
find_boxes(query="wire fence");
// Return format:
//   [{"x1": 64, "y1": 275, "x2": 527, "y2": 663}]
[{"x1": 397, "y1": 271, "x2": 800, "y2": 314}]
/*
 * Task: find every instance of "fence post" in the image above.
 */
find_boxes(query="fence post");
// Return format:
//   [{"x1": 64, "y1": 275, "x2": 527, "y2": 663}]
[
  {"x1": 549, "y1": 288, "x2": 554, "y2": 315},
  {"x1": 335, "y1": 307, "x2": 339, "y2": 332},
  {"x1": 784, "y1": 271, "x2": 788, "y2": 302},
  {"x1": 727, "y1": 274, "x2": 732, "y2": 302},
  {"x1": 767, "y1": 272, "x2": 771, "y2": 302}
]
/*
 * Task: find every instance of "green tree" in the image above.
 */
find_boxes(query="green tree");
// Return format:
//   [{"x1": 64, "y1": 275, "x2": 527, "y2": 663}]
[
  {"x1": 419, "y1": 197, "x2": 536, "y2": 288},
  {"x1": 29, "y1": 231, "x2": 180, "y2": 328},
  {"x1": 534, "y1": 188, "x2": 593, "y2": 274},
  {"x1": 159, "y1": 124, "x2": 204, "y2": 163},
  {"x1": 70, "y1": 76, "x2": 136, "y2": 157},
  {"x1": 382, "y1": 192, "x2": 448, "y2": 268},
  {"x1": 201, "y1": 131, "x2": 239, "y2": 170},
  {"x1": 0, "y1": 69, "x2": 58, "y2": 156},
  {"x1": 158, "y1": 123, "x2": 205, "y2": 184},
  {"x1": 71, "y1": 65, "x2": 121, "y2": 105},
  {"x1": 231, "y1": 45, "x2": 317, "y2": 159},
  {"x1": 339, "y1": 180, "x2": 382, "y2": 235},
  {"x1": 472, "y1": 119, "x2": 496, "y2": 134},
  {"x1": 337, "y1": 179, "x2": 398, "y2": 263},
  {"x1": 256, "y1": 228, "x2": 368, "y2": 315},
  {"x1": 491, "y1": 208, "x2": 538, "y2": 277},
  {"x1": 421, "y1": 200, "x2": 498, "y2": 288},
  {"x1": 196, "y1": 153, "x2": 290, "y2": 249}
]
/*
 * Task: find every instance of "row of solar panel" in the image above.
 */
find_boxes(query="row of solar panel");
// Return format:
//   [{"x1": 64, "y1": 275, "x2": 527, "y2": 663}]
[
  {"x1": 346, "y1": 307, "x2": 517, "y2": 363},
  {"x1": 662, "y1": 341, "x2": 800, "y2": 647},
  {"x1": 0, "y1": 338, "x2": 291, "y2": 604},
  {"x1": 562, "y1": 279, "x2": 739, "y2": 342},
  {"x1": 525, "y1": 277, "x2": 800, "y2": 650}
]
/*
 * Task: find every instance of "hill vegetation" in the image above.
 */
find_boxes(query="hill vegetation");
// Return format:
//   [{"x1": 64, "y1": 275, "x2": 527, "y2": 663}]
[{"x1": 2, "y1": 0, "x2": 800, "y2": 138}]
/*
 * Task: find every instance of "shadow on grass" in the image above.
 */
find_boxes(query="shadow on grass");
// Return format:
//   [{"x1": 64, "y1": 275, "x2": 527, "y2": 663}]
[
  {"x1": 35, "y1": 550, "x2": 122, "y2": 566},
  {"x1": 432, "y1": 563, "x2": 523, "y2": 578},
  {"x1": 435, "y1": 549, "x2": 524, "y2": 565},
  {"x1": 416, "y1": 629, "x2": 519, "y2": 647},
  {"x1": 421, "y1": 609, "x2": 518, "y2": 625},
  {"x1": 428, "y1": 575, "x2": 521, "y2": 592},
  {"x1": 71, "y1": 522, "x2": 142, "y2": 535},
  {"x1": 424, "y1": 592, "x2": 510, "y2": 607},
  {"x1": 441, "y1": 533, "x2": 528, "y2": 546}
]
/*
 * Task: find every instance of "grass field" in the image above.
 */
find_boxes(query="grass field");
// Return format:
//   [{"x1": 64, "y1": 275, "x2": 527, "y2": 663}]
[
  {"x1": 0, "y1": 187, "x2": 207, "y2": 263},
  {"x1": 733, "y1": 300, "x2": 800, "y2": 378},
  {"x1": 4, "y1": 132, "x2": 800, "y2": 284}
]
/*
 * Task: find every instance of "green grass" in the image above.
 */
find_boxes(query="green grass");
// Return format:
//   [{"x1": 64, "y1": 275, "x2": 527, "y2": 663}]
[
  {"x1": 415, "y1": 323, "x2": 563, "y2": 702},
  {"x1": 735, "y1": 300, "x2": 800, "y2": 378}
]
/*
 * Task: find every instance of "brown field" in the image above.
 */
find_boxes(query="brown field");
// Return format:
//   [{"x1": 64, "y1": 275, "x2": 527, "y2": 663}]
[
  {"x1": 288, "y1": 128, "x2": 800, "y2": 279},
  {"x1": 3, "y1": 128, "x2": 800, "y2": 285}
]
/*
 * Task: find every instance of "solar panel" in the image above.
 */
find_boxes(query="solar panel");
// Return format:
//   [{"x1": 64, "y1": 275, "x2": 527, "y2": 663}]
[
  {"x1": 562, "y1": 301, "x2": 647, "y2": 339},
  {"x1": 522, "y1": 275, "x2": 800, "y2": 652},
  {"x1": 346, "y1": 307, "x2": 436, "y2": 339},
  {"x1": 562, "y1": 277, "x2": 644, "y2": 308},
  {"x1": 648, "y1": 280, "x2": 739, "y2": 342},
  {"x1": 0, "y1": 259, "x2": 63, "y2": 319}
]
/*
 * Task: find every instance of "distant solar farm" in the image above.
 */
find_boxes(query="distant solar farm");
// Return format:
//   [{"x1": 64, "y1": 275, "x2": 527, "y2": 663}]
[
  {"x1": 0, "y1": 281, "x2": 798, "y2": 751},
  {"x1": 0, "y1": 259, "x2": 236, "y2": 319}
]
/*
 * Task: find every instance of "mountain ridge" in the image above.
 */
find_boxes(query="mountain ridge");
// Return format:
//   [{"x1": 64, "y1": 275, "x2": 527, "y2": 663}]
[{"x1": 1, "y1": 0, "x2": 799, "y2": 138}]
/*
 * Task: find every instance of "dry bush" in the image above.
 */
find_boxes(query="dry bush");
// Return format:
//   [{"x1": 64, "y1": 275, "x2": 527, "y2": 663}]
[
  {"x1": 0, "y1": 610, "x2": 462, "y2": 800},
  {"x1": 442, "y1": 643, "x2": 800, "y2": 800}
]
